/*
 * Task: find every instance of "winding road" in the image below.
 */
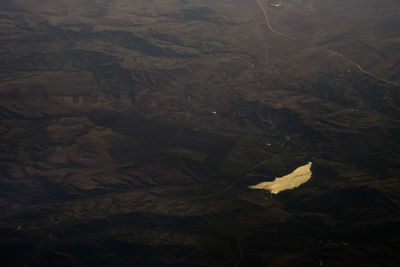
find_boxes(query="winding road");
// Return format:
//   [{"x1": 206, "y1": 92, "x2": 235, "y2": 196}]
[
  {"x1": 255, "y1": 0, "x2": 296, "y2": 40},
  {"x1": 327, "y1": 50, "x2": 398, "y2": 85},
  {"x1": 254, "y1": 0, "x2": 398, "y2": 85}
]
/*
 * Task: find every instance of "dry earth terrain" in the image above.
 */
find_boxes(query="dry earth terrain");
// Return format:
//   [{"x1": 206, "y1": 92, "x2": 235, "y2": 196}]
[{"x1": 1, "y1": 0, "x2": 400, "y2": 266}]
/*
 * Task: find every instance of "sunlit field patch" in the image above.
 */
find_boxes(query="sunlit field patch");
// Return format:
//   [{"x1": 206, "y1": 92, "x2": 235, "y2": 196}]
[{"x1": 249, "y1": 162, "x2": 312, "y2": 194}]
